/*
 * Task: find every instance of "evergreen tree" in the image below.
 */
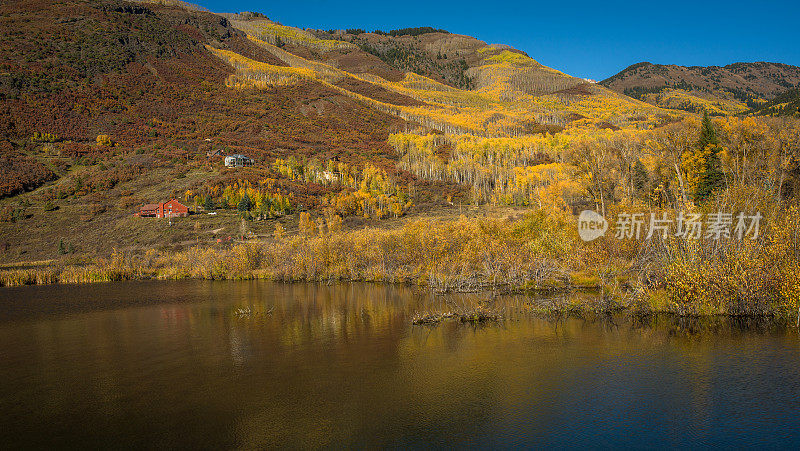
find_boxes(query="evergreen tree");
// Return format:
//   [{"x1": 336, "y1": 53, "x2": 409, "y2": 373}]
[
  {"x1": 58, "y1": 239, "x2": 67, "y2": 255},
  {"x1": 204, "y1": 196, "x2": 215, "y2": 211},
  {"x1": 694, "y1": 111, "x2": 724, "y2": 201},
  {"x1": 238, "y1": 194, "x2": 252, "y2": 212}
]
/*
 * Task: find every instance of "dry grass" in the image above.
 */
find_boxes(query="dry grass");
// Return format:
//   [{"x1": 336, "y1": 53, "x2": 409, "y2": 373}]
[{"x1": 3, "y1": 208, "x2": 797, "y2": 320}]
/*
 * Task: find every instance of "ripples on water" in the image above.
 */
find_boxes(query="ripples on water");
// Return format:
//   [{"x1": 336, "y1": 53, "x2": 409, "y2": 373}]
[{"x1": 1, "y1": 280, "x2": 799, "y2": 448}]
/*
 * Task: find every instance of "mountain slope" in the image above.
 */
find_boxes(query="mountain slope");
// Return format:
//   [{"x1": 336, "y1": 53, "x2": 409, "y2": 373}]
[
  {"x1": 748, "y1": 87, "x2": 800, "y2": 117},
  {"x1": 214, "y1": 14, "x2": 676, "y2": 136},
  {"x1": 0, "y1": 0, "x2": 409, "y2": 183},
  {"x1": 600, "y1": 61, "x2": 800, "y2": 115},
  {"x1": 0, "y1": 0, "x2": 685, "y2": 262},
  {"x1": 0, "y1": 0, "x2": 428, "y2": 260}
]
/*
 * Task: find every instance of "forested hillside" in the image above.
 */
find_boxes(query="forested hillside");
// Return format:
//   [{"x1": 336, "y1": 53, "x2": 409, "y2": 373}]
[
  {"x1": 748, "y1": 87, "x2": 800, "y2": 117},
  {"x1": 601, "y1": 61, "x2": 800, "y2": 115}
]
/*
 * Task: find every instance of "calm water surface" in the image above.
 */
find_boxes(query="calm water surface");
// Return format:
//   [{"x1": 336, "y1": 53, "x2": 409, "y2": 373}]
[{"x1": 1, "y1": 280, "x2": 799, "y2": 448}]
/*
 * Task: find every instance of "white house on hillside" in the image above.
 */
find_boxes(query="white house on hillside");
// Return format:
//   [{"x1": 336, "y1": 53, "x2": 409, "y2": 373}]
[{"x1": 224, "y1": 154, "x2": 254, "y2": 168}]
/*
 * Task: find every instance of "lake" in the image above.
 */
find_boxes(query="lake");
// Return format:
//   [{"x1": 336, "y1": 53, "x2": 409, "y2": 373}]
[{"x1": 1, "y1": 280, "x2": 799, "y2": 448}]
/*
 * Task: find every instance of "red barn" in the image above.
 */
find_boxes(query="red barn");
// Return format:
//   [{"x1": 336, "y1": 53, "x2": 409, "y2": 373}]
[{"x1": 136, "y1": 199, "x2": 189, "y2": 218}]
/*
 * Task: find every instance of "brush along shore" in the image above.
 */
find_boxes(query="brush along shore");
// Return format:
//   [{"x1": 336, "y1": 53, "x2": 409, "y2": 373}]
[{"x1": 1, "y1": 210, "x2": 798, "y2": 320}]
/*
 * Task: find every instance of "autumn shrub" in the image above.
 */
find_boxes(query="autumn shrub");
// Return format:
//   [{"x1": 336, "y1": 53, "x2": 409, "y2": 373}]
[
  {"x1": 256, "y1": 212, "x2": 573, "y2": 290},
  {"x1": 118, "y1": 196, "x2": 139, "y2": 209},
  {"x1": 96, "y1": 135, "x2": 113, "y2": 147},
  {"x1": 0, "y1": 153, "x2": 56, "y2": 198},
  {"x1": 663, "y1": 207, "x2": 799, "y2": 316},
  {"x1": 0, "y1": 206, "x2": 18, "y2": 223},
  {"x1": 226, "y1": 244, "x2": 266, "y2": 278},
  {"x1": 155, "y1": 245, "x2": 266, "y2": 280},
  {"x1": 0, "y1": 268, "x2": 58, "y2": 287},
  {"x1": 779, "y1": 265, "x2": 800, "y2": 318}
]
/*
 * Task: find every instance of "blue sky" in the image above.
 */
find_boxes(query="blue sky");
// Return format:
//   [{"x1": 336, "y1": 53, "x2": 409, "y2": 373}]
[{"x1": 200, "y1": 0, "x2": 800, "y2": 80}]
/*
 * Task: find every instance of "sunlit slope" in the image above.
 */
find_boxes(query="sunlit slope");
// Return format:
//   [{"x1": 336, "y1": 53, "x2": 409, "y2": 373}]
[
  {"x1": 639, "y1": 88, "x2": 751, "y2": 115},
  {"x1": 467, "y1": 46, "x2": 580, "y2": 97},
  {"x1": 224, "y1": 14, "x2": 358, "y2": 53},
  {"x1": 207, "y1": 19, "x2": 680, "y2": 137}
]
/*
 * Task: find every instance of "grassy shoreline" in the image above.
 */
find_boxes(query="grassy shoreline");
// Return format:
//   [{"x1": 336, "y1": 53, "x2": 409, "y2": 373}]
[
  {"x1": 2, "y1": 266, "x2": 797, "y2": 328},
  {"x1": 1, "y1": 210, "x2": 798, "y2": 320}
]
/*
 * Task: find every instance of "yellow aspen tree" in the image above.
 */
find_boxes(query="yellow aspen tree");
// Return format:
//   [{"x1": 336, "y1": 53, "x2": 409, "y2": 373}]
[
  {"x1": 273, "y1": 223, "x2": 285, "y2": 241},
  {"x1": 326, "y1": 214, "x2": 342, "y2": 235},
  {"x1": 315, "y1": 217, "x2": 326, "y2": 237},
  {"x1": 299, "y1": 212, "x2": 315, "y2": 237}
]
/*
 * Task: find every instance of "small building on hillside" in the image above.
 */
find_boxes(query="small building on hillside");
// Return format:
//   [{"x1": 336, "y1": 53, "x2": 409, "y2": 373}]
[
  {"x1": 136, "y1": 199, "x2": 189, "y2": 218},
  {"x1": 224, "y1": 154, "x2": 253, "y2": 168}
]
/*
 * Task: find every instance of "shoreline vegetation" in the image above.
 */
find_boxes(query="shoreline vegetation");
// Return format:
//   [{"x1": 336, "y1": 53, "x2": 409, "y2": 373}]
[{"x1": 2, "y1": 205, "x2": 799, "y2": 321}]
